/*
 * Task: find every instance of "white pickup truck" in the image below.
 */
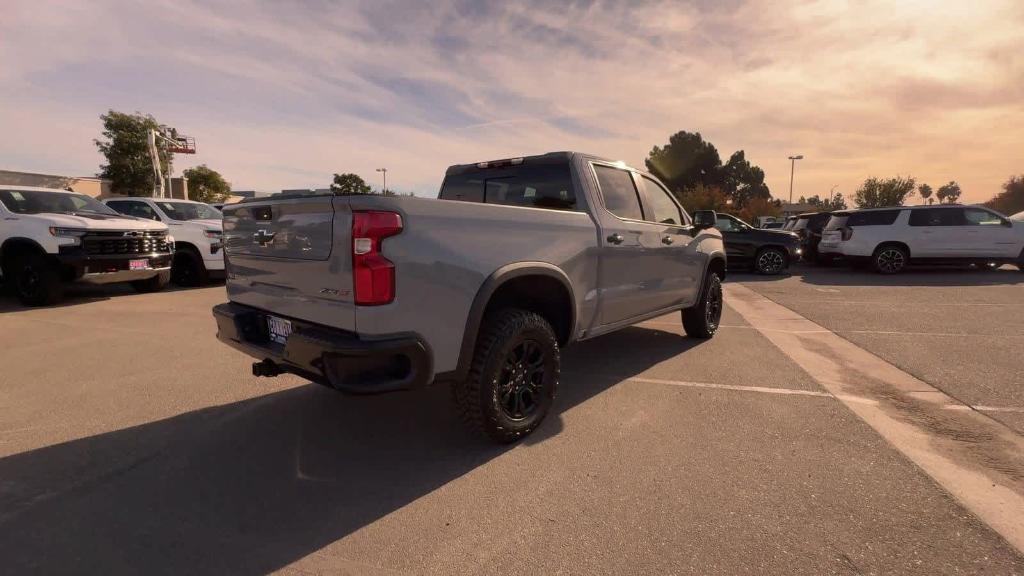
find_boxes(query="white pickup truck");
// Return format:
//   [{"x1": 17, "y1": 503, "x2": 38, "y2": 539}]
[
  {"x1": 103, "y1": 197, "x2": 224, "y2": 285},
  {"x1": 0, "y1": 186, "x2": 173, "y2": 305}
]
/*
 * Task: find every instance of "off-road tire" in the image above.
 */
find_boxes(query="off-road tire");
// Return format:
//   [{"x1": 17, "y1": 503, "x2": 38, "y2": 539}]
[
  {"x1": 682, "y1": 271, "x2": 723, "y2": 338},
  {"x1": 872, "y1": 244, "x2": 908, "y2": 274},
  {"x1": 754, "y1": 247, "x2": 787, "y2": 275},
  {"x1": 452, "y1": 309, "x2": 559, "y2": 443},
  {"x1": 171, "y1": 248, "x2": 209, "y2": 287},
  {"x1": 10, "y1": 251, "x2": 64, "y2": 306},
  {"x1": 132, "y1": 272, "x2": 170, "y2": 293}
]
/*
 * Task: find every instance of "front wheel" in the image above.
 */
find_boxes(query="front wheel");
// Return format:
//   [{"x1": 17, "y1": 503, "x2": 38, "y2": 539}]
[
  {"x1": 754, "y1": 247, "x2": 787, "y2": 275},
  {"x1": 452, "y1": 309, "x2": 560, "y2": 443},
  {"x1": 682, "y1": 271, "x2": 723, "y2": 338},
  {"x1": 171, "y1": 250, "x2": 209, "y2": 287},
  {"x1": 11, "y1": 252, "x2": 64, "y2": 306}
]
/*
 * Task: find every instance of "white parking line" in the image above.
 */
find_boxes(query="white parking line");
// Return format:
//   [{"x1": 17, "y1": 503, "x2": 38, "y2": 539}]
[
  {"x1": 726, "y1": 283, "x2": 1024, "y2": 553},
  {"x1": 624, "y1": 377, "x2": 1024, "y2": 414},
  {"x1": 626, "y1": 377, "x2": 832, "y2": 398}
]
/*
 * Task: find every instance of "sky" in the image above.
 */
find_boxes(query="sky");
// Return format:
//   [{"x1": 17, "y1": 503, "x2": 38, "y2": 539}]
[{"x1": 1, "y1": 0, "x2": 1022, "y2": 203}]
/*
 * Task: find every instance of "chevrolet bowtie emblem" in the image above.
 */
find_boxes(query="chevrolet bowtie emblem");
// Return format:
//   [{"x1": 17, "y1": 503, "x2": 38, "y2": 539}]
[{"x1": 253, "y1": 229, "x2": 276, "y2": 246}]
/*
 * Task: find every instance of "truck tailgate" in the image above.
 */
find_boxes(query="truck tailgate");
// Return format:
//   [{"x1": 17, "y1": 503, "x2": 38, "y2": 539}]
[{"x1": 222, "y1": 196, "x2": 356, "y2": 331}]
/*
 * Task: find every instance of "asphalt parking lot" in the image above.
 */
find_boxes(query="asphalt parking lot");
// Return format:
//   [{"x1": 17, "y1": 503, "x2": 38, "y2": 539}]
[{"x1": 1, "y1": 268, "x2": 1023, "y2": 575}]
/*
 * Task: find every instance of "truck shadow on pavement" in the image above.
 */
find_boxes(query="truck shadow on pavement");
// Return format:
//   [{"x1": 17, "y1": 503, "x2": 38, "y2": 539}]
[
  {"x1": 0, "y1": 280, "x2": 226, "y2": 313},
  {"x1": 0, "y1": 326, "x2": 704, "y2": 575},
  {"x1": 734, "y1": 265, "x2": 1024, "y2": 288}
]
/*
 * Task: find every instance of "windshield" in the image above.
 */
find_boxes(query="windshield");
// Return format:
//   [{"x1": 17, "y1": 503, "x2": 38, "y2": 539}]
[
  {"x1": 156, "y1": 201, "x2": 221, "y2": 221},
  {"x1": 0, "y1": 189, "x2": 120, "y2": 216},
  {"x1": 1012, "y1": 210, "x2": 1024, "y2": 222},
  {"x1": 792, "y1": 217, "x2": 810, "y2": 230}
]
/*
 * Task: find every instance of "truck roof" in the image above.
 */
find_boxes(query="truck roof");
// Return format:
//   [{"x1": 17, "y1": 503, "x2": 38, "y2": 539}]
[{"x1": 444, "y1": 151, "x2": 621, "y2": 176}]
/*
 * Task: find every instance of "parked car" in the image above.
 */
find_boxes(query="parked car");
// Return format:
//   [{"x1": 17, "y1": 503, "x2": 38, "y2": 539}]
[
  {"x1": 790, "y1": 211, "x2": 834, "y2": 263},
  {"x1": 782, "y1": 216, "x2": 798, "y2": 230},
  {"x1": 0, "y1": 186, "x2": 172, "y2": 305},
  {"x1": 212, "y1": 152, "x2": 727, "y2": 442},
  {"x1": 819, "y1": 205, "x2": 1024, "y2": 273},
  {"x1": 104, "y1": 197, "x2": 224, "y2": 286},
  {"x1": 714, "y1": 213, "x2": 801, "y2": 274}
]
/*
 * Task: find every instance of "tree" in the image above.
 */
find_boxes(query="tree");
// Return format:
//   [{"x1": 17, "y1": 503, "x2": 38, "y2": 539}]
[
  {"x1": 676, "y1": 184, "x2": 730, "y2": 213},
  {"x1": 721, "y1": 150, "x2": 771, "y2": 207},
  {"x1": 803, "y1": 193, "x2": 846, "y2": 211},
  {"x1": 853, "y1": 176, "x2": 916, "y2": 208},
  {"x1": 936, "y1": 181, "x2": 962, "y2": 204},
  {"x1": 918, "y1": 183, "x2": 933, "y2": 205},
  {"x1": 984, "y1": 174, "x2": 1024, "y2": 215},
  {"x1": 737, "y1": 196, "x2": 782, "y2": 225},
  {"x1": 183, "y1": 165, "x2": 231, "y2": 203},
  {"x1": 646, "y1": 131, "x2": 771, "y2": 207},
  {"x1": 95, "y1": 110, "x2": 172, "y2": 196},
  {"x1": 330, "y1": 173, "x2": 372, "y2": 195},
  {"x1": 830, "y1": 192, "x2": 848, "y2": 211},
  {"x1": 646, "y1": 131, "x2": 722, "y2": 194}
]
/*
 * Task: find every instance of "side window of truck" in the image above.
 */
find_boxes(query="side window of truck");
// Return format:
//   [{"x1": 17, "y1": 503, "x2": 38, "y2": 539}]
[
  {"x1": 593, "y1": 164, "x2": 643, "y2": 221},
  {"x1": 639, "y1": 176, "x2": 685, "y2": 226}
]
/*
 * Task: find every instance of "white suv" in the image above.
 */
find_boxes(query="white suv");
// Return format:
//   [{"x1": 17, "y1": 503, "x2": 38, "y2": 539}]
[
  {"x1": 820, "y1": 205, "x2": 1024, "y2": 273},
  {"x1": 0, "y1": 186, "x2": 173, "y2": 305},
  {"x1": 104, "y1": 197, "x2": 223, "y2": 286}
]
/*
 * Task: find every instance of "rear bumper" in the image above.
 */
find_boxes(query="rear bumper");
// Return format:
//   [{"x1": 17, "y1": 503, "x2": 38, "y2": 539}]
[{"x1": 212, "y1": 301, "x2": 432, "y2": 394}]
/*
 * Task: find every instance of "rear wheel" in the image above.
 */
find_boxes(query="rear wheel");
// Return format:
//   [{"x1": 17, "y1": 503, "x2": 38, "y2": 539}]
[
  {"x1": 132, "y1": 272, "x2": 169, "y2": 293},
  {"x1": 10, "y1": 251, "x2": 64, "y2": 306},
  {"x1": 452, "y1": 309, "x2": 560, "y2": 443},
  {"x1": 682, "y1": 271, "x2": 723, "y2": 338},
  {"x1": 171, "y1": 249, "x2": 208, "y2": 287},
  {"x1": 754, "y1": 247, "x2": 787, "y2": 275},
  {"x1": 872, "y1": 245, "x2": 908, "y2": 274}
]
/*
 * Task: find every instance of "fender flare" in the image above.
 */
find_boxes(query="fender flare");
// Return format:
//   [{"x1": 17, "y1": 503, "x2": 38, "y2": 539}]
[
  {"x1": 0, "y1": 237, "x2": 49, "y2": 266},
  {"x1": 443, "y1": 262, "x2": 577, "y2": 382}
]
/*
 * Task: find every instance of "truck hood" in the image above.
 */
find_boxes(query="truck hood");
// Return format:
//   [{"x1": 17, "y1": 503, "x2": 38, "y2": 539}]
[
  {"x1": 22, "y1": 212, "x2": 168, "y2": 231},
  {"x1": 168, "y1": 218, "x2": 222, "y2": 231},
  {"x1": 752, "y1": 228, "x2": 800, "y2": 242}
]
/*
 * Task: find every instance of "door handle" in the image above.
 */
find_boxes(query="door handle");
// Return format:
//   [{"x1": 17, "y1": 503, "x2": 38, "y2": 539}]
[
  {"x1": 607, "y1": 233, "x2": 624, "y2": 245},
  {"x1": 662, "y1": 236, "x2": 674, "y2": 245}
]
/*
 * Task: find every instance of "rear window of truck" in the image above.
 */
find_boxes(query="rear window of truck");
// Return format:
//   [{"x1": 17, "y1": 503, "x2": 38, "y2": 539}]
[
  {"x1": 826, "y1": 209, "x2": 901, "y2": 230},
  {"x1": 439, "y1": 161, "x2": 576, "y2": 211}
]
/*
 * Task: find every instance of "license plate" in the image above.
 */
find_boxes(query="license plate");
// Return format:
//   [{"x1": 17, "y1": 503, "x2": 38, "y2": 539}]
[
  {"x1": 129, "y1": 259, "x2": 149, "y2": 270},
  {"x1": 267, "y1": 316, "x2": 292, "y2": 345}
]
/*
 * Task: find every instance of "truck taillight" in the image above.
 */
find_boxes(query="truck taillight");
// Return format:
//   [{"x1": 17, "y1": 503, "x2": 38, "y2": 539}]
[
  {"x1": 841, "y1": 226, "x2": 854, "y2": 241},
  {"x1": 352, "y1": 211, "x2": 403, "y2": 305}
]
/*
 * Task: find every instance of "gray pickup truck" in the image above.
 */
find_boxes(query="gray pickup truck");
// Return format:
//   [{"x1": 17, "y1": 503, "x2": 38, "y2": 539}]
[{"x1": 213, "y1": 152, "x2": 726, "y2": 442}]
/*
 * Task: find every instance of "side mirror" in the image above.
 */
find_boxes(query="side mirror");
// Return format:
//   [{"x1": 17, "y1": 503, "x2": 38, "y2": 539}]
[{"x1": 693, "y1": 210, "x2": 717, "y2": 230}]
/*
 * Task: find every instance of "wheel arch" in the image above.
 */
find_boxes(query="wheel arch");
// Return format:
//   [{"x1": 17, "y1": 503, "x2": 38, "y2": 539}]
[
  {"x1": 0, "y1": 237, "x2": 49, "y2": 273},
  {"x1": 447, "y1": 263, "x2": 577, "y2": 382},
  {"x1": 173, "y1": 240, "x2": 201, "y2": 256},
  {"x1": 873, "y1": 241, "x2": 911, "y2": 259}
]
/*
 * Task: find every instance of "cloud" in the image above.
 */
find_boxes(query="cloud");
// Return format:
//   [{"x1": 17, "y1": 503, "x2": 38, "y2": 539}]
[{"x1": 1, "y1": 0, "x2": 1022, "y2": 201}]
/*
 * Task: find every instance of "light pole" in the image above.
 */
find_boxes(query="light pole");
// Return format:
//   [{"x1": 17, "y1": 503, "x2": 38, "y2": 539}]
[
  {"x1": 787, "y1": 155, "x2": 803, "y2": 203},
  {"x1": 376, "y1": 167, "x2": 388, "y2": 194}
]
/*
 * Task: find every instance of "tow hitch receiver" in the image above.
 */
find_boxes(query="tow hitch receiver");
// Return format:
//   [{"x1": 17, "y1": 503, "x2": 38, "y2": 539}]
[{"x1": 252, "y1": 359, "x2": 283, "y2": 378}]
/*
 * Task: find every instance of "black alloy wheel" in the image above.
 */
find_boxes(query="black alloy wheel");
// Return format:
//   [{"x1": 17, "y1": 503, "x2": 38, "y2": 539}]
[{"x1": 755, "y1": 248, "x2": 786, "y2": 275}]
